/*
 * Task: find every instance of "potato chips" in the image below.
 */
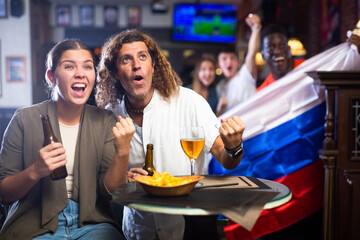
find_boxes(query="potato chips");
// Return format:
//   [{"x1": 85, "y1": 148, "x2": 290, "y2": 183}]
[{"x1": 144, "y1": 172, "x2": 191, "y2": 187}]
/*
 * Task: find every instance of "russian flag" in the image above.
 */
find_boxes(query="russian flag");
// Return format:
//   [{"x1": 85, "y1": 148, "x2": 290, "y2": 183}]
[{"x1": 208, "y1": 42, "x2": 360, "y2": 240}]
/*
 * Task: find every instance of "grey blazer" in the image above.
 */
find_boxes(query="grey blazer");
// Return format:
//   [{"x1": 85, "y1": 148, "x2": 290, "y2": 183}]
[{"x1": 0, "y1": 101, "x2": 119, "y2": 240}]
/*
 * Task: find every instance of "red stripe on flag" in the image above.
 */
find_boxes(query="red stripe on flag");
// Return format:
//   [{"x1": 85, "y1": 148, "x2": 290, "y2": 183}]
[{"x1": 224, "y1": 160, "x2": 324, "y2": 240}]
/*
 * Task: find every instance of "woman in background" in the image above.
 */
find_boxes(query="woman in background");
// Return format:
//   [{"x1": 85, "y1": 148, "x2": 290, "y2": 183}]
[{"x1": 187, "y1": 57, "x2": 218, "y2": 114}]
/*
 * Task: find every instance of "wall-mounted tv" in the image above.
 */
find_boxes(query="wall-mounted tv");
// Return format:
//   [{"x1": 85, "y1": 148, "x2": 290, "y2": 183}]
[{"x1": 173, "y1": 3, "x2": 238, "y2": 43}]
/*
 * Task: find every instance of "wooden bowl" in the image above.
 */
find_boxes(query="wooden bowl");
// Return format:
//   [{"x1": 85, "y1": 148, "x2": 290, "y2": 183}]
[{"x1": 134, "y1": 175, "x2": 204, "y2": 197}]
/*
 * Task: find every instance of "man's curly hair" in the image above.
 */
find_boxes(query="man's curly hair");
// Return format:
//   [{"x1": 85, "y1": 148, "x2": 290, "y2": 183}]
[{"x1": 95, "y1": 29, "x2": 182, "y2": 108}]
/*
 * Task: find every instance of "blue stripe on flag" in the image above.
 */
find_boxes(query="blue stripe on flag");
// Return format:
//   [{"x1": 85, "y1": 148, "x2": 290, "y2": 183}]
[{"x1": 209, "y1": 102, "x2": 325, "y2": 180}]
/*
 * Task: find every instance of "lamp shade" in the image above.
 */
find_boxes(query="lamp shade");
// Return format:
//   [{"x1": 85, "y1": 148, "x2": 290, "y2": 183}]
[
  {"x1": 255, "y1": 52, "x2": 266, "y2": 67},
  {"x1": 288, "y1": 38, "x2": 307, "y2": 56}
]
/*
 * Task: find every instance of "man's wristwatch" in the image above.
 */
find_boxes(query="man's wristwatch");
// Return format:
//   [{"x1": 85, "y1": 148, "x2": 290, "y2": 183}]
[{"x1": 225, "y1": 142, "x2": 243, "y2": 159}]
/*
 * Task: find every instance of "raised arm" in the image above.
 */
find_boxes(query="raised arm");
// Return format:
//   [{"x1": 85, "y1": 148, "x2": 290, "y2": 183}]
[
  {"x1": 244, "y1": 13, "x2": 261, "y2": 79},
  {"x1": 104, "y1": 116, "x2": 135, "y2": 193},
  {"x1": 210, "y1": 116, "x2": 244, "y2": 169}
]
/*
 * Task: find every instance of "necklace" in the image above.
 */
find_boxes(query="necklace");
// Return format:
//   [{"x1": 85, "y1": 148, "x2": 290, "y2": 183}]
[{"x1": 124, "y1": 96, "x2": 144, "y2": 115}]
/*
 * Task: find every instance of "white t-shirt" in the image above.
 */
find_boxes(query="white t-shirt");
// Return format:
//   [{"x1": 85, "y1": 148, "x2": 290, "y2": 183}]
[
  {"x1": 59, "y1": 122, "x2": 79, "y2": 198},
  {"x1": 216, "y1": 64, "x2": 256, "y2": 112},
  {"x1": 106, "y1": 87, "x2": 220, "y2": 240}
]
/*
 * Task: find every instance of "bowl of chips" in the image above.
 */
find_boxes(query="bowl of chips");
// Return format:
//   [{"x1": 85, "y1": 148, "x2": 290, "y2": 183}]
[{"x1": 134, "y1": 172, "x2": 204, "y2": 197}]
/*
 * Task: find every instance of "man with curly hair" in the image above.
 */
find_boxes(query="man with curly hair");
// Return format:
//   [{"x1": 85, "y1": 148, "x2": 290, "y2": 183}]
[{"x1": 96, "y1": 29, "x2": 245, "y2": 240}]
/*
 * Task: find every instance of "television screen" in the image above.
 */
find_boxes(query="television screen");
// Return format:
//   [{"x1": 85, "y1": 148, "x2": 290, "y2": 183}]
[{"x1": 173, "y1": 3, "x2": 238, "y2": 43}]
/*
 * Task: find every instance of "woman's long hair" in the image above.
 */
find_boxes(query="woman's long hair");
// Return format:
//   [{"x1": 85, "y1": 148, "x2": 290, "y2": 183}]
[
  {"x1": 96, "y1": 29, "x2": 182, "y2": 108},
  {"x1": 191, "y1": 57, "x2": 217, "y2": 93}
]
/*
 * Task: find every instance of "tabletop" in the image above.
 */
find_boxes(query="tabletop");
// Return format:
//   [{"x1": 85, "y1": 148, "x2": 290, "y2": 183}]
[{"x1": 112, "y1": 175, "x2": 292, "y2": 222}]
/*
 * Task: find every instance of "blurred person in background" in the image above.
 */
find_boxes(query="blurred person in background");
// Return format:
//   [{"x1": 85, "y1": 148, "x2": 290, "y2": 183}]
[
  {"x1": 257, "y1": 23, "x2": 360, "y2": 92},
  {"x1": 216, "y1": 13, "x2": 261, "y2": 116},
  {"x1": 187, "y1": 56, "x2": 218, "y2": 114}
]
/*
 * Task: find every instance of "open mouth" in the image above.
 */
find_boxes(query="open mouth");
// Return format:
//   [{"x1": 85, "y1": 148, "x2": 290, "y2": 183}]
[
  {"x1": 273, "y1": 56, "x2": 286, "y2": 65},
  {"x1": 72, "y1": 83, "x2": 86, "y2": 92},
  {"x1": 134, "y1": 75, "x2": 144, "y2": 81},
  {"x1": 274, "y1": 56, "x2": 285, "y2": 62}
]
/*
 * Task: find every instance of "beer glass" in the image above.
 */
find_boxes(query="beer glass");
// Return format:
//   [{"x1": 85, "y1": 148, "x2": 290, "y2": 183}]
[{"x1": 180, "y1": 126, "x2": 205, "y2": 175}]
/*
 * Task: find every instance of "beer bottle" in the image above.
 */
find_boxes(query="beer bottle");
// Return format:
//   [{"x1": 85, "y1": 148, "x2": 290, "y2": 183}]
[
  {"x1": 143, "y1": 144, "x2": 155, "y2": 176},
  {"x1": 40, "y1": 114, "x2": 68, "y2": 180}
]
